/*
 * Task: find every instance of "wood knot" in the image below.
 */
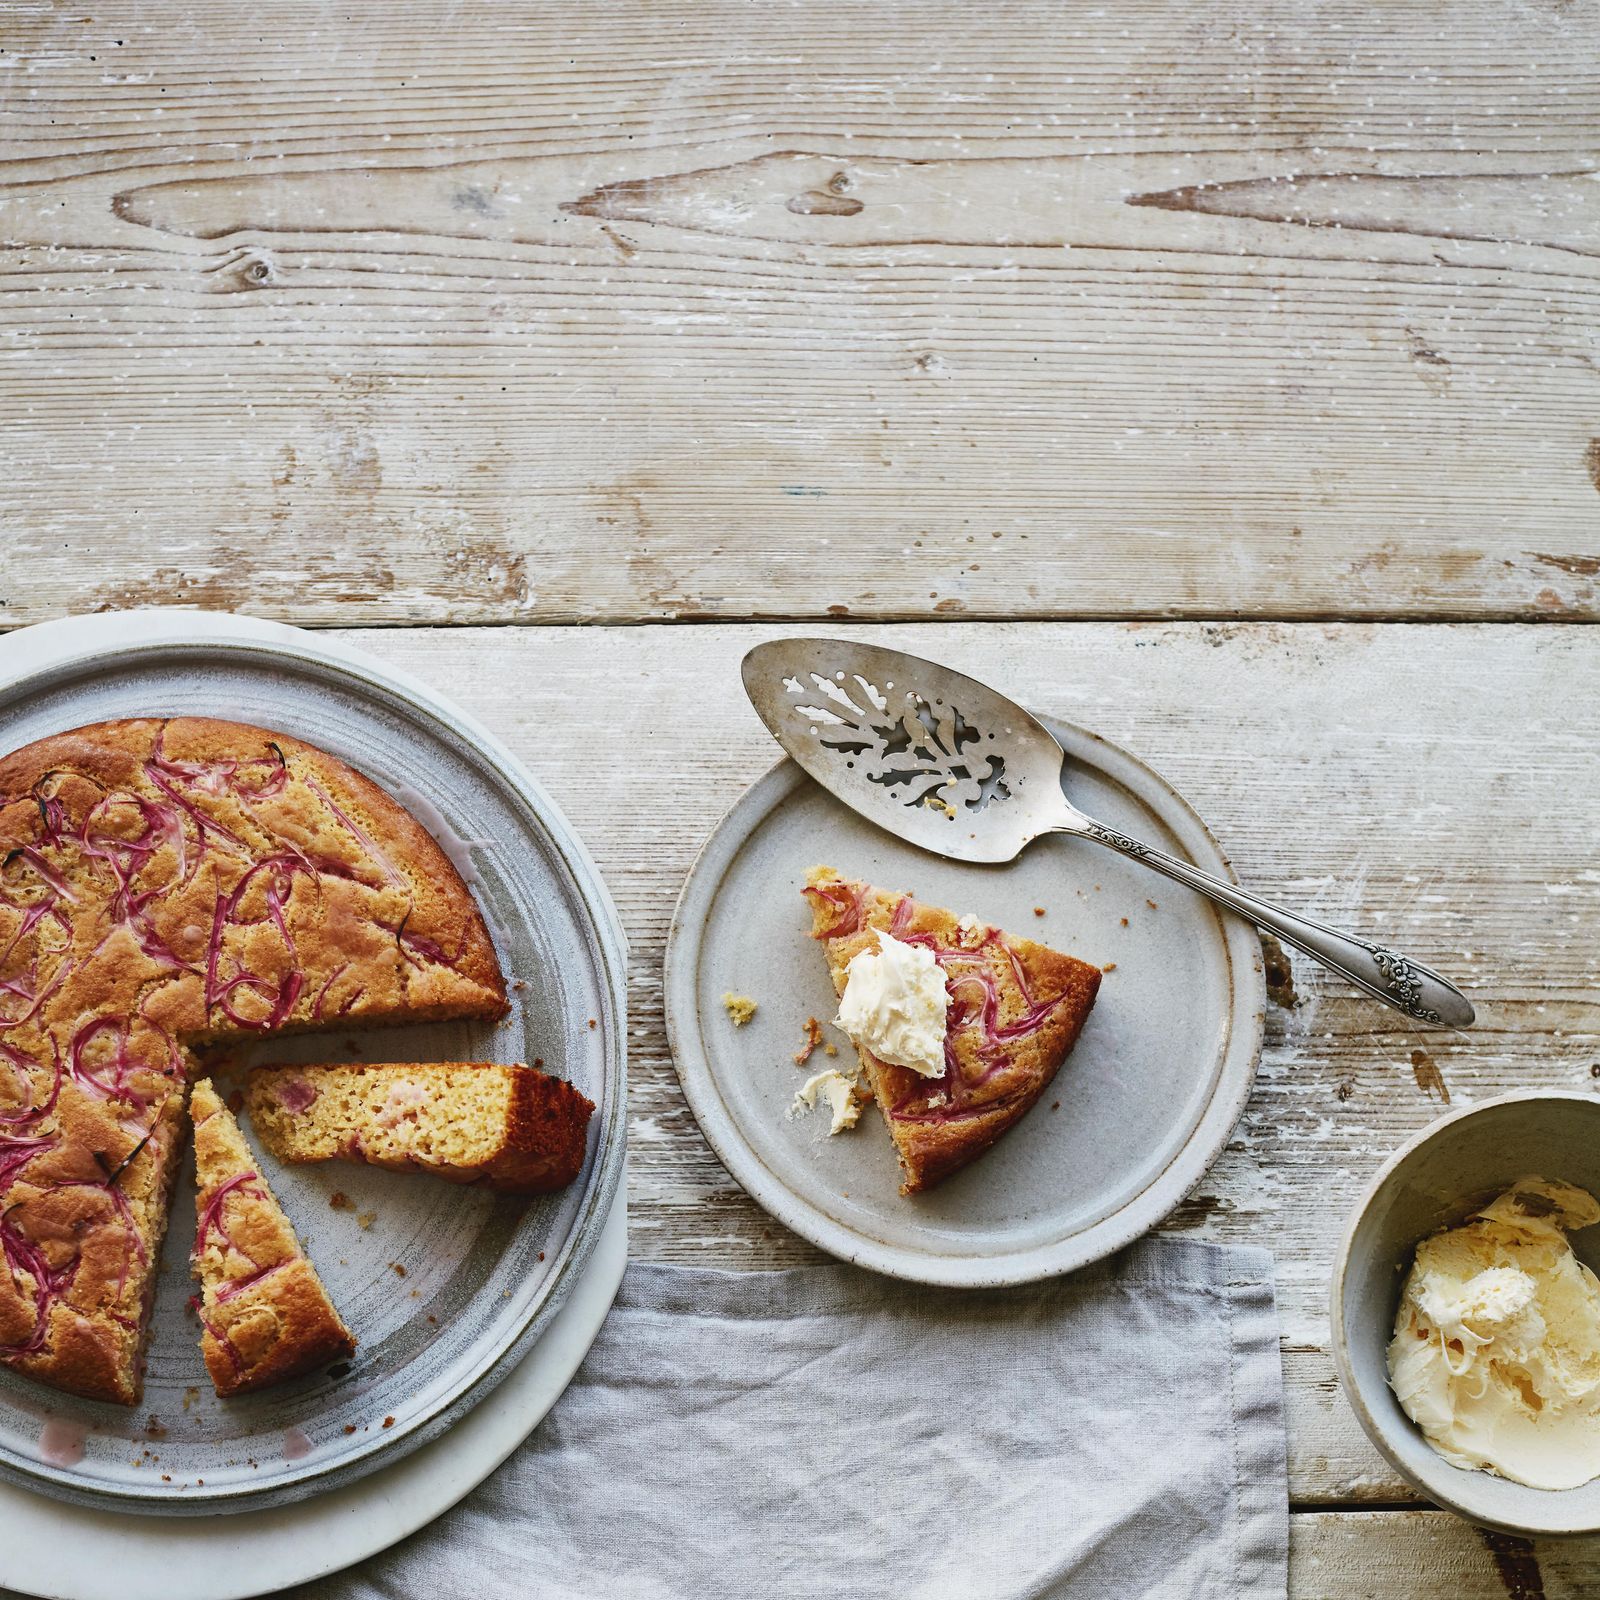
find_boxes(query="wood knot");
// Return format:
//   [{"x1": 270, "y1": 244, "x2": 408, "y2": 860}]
[{"x1": 787, "y1": 172, "x2": 864, "y2": 216}]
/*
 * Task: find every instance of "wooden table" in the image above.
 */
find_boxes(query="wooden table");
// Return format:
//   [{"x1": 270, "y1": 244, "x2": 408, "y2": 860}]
[{"x1": 3, "y1": 4, "x2": 1597, "y2": 1593}]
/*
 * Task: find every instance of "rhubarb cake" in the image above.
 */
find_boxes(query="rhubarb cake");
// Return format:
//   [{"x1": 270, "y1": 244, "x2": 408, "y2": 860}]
[
  {"x1": 247, "y1": 1062, "x2": 594, "y2": 1195},
  {"x1": 189, "y1": 1078, "x2": 354, "y2": 1397},
  {"x1": 0, "y1": 717, "x2": 507, "y2": 1403},
  {"x1": 805, "y1": 866, "x2": 1101, "y2": 1194}
]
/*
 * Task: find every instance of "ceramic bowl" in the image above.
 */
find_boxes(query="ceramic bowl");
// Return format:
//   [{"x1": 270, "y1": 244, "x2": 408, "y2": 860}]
[{"x1": 1332, "y1": 1090, "x2": 1600, "y2": 1535}]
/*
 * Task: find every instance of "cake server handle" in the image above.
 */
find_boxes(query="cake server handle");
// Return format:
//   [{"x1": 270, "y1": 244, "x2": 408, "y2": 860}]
[{"x1": 1057, "y1": 814, "x2": 1473, "y2": 1028}]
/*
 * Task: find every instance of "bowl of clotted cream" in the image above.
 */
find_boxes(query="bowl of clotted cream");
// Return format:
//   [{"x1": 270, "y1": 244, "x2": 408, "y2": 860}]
[{"x1": 1332, "y1": 1090, "x2": 1600, "y2": 1535}]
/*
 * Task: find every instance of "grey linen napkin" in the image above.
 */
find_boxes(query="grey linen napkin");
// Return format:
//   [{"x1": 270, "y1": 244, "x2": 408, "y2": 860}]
[{"x1": 288, "y1": 1237, "x2": 1285, "y2": 1600}]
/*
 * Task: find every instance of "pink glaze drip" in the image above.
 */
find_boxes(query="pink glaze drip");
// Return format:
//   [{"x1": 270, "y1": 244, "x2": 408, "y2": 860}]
[
  {"x1": 283, "y1": 1426, "x2": 314, "y2": 1461},
  {"x1": 37, "y1": 1416, "x2": 87, "y2": 1467}
]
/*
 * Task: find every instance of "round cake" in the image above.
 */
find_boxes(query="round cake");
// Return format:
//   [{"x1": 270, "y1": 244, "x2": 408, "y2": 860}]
[{"x1": 0, "y1": 717, "x2": 508, "y2": 1403}]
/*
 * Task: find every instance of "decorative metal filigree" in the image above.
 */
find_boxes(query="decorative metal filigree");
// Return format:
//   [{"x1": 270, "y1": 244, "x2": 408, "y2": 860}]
[
  {"x1": 1356, "y1": 939, "x2": 1442, "y2": 1024},
  {"x1": 1084, "y1": 821, "x2": 1151, "y2": 858},
  {"x1": 784, "y1": 671, "x2": 1009, "y2": 816}
]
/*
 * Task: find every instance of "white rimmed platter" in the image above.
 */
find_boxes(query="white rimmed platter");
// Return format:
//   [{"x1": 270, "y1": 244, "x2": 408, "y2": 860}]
[
  {"x1": 0, "y1": 611, "x2": 627, "y2": 1523},
  {"x1": 0, "y1": 1196, "x2": 625, "y2": 1600},
  {"x1": 666, "y1": 717, "x2": 1264, "y2": 1288}
]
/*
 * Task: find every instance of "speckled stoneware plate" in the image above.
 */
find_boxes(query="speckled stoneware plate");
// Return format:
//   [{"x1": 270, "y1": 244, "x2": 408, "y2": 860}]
[
  {"x1": 666, "y1": 718, "x2": 1264, "y2": 1288},
  {"x1": 0, "y1": 611, "x2": 627, "y2": 1519}
]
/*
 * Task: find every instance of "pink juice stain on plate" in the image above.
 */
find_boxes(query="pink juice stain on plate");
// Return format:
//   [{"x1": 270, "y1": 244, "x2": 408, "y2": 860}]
[
  {"x1": 283, "y1": 1426, "x2": 314, "y2": 1461},
  {"x1": 38, "y1": 1417, "x2": 88, "y2": 1467}
]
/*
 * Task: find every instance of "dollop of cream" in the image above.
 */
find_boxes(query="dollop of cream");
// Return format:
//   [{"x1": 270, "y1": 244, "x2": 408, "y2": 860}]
[
  {"x1": 791, "y1": 1069, "x2": 861, "y2": 1135},
  {"x1": 1387, "y1": 1176, "x2": 1600, "y2": 1490},
  {"x1": 833, "y1": 929, "x2": 949, "y2": 1079}
]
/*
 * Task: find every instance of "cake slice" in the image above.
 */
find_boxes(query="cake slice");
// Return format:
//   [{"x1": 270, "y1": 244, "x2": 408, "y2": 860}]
[
  {"x1": 246, "y1": 1062, "x2": 595, "y2": 1195},
  {"x1": 189, "y1": 1078, "x2": 355, "y2": 1397},
  {"x1": 804, "y1": 866, "x2": 1101, "y2": 1194}
]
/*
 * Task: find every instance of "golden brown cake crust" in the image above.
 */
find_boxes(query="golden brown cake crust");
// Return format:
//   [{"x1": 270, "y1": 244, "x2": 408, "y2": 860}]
[
  {"x1": 247, "y1": 1062, "x2": 594, "y2": 1195},
  {"x1": 804, "y1": 866, "x2": 1101, "y2": 1195},
  {"x1": 189, "y1": 1078, "x2": 355, "y2": 1398},
  {"x1": 0, "y1": 717, "x2": 505, "y2": 1403}
]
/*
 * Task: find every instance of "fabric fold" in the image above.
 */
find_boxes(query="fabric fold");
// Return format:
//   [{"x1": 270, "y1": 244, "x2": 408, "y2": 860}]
[{"x1": 286, "y1": 1238, "x2": 1285, "y2": 1600}]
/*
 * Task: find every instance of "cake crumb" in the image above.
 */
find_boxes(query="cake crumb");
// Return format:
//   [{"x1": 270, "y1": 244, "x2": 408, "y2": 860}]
[
  {"x1": 146, "y1": 1415, "x2": 167, "y2": 1439},
  {"x1": 538, "y1": 1251, "x2": 546, "y2": 1262},
  {"x1": 328, "y1": 1191, "x2": 354, "y2": 1211},
  {"x1": 1146, "y1": 899, "x2": 1159, "y2": 910},
  {"x1": 721, "y1": 992, "x2": 758, "y2": 1027},
  {"x1": 181, "y1": 1387, "x2": 200, "y2": 1412},
  {"x1": 382, "y1": 1416, "x2": 395, "y2": 1429},
  {"x1": 824, "y1": 1043, "x2": 837, "y2": 1057},
  {"x1": 343, "y1": 1424, "x2": 357, "y2": 1436},
  {"x1": 357, "y1": 1211, "x2": 377, "y2": 1230},
  {"x1": 1102, "y1": 962, "x2": 1117, "y2": 973},
  {"x1": 587, "y1": 1018, "x2": 597, "y2": 1030},
  {"x1": 161, "y1": 1474, "x2": 171, "y2": 1482},
  {"x1": 1033, "y1": 906, "x2": 1045, "y2": 917},
  {"x1": 390, "y1": 1262, "x2": 407, "y2": 1278},
  {"x1": 793, "y1": 1016, "x2": 825, "y2": 1067},
  {"x1": 922, "y1": 794, "x2": 956, "y2": 819},
  {"x1": 1120, "y1": 917, "x2": 1129, "y2": 927},
  {"x1": 1051, "y1": 1100, "x2": 1061, "y2": 1111},
  {"x1": 512, "y1": 979, "x2": 526, "y2": 991}
]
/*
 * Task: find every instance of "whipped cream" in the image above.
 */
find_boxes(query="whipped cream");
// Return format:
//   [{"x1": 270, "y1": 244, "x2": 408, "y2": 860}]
[
  {"x1": 791, "y1": 1069, "x2": 862, "y2": 1135},
  {"x1": 1387, "y1": 1176, "x2": 1600, "y2": 1490},
  {"x1": 833, "y1": 929, "x2": 949, "y2": 1079}
]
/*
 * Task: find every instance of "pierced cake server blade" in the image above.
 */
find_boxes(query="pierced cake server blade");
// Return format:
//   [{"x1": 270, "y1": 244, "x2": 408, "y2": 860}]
[{"x1": 741, "y1": 637, "x2": 1473, "y2": 1029}]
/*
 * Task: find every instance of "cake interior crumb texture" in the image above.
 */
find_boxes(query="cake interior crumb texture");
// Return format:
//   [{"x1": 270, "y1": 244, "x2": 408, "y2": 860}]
[
  {"x1": 189, "y1": 1078, "x2": 355, "y2": 1398},
  {"x1": 248, "y1": 1062, "x2": 595, "y2": 1195}
]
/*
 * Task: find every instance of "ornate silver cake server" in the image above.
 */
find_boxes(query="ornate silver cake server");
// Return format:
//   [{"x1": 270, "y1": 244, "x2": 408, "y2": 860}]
[{"x1": 742, "y1": 637, "x2": 1473, "y2": 1028}]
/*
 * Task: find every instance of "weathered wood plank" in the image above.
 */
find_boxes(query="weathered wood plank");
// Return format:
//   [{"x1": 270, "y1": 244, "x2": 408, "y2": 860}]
[
  {"x1": 1290, "y1": 1511, "x2": 1600, "y2": 1599},
  {"x1": 2, "y1": 2, "x2": 1597, "y2": 626},
  {"x1": 331, "y1": 619, "x2": 1600, "y2": 1510}
]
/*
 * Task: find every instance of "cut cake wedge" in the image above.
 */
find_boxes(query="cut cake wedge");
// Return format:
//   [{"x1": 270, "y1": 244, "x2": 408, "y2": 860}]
[
  {"x1": 246, "y1": 1062, "x2": 594, "y2": 1195},
  {"x1": 190, "y1": 1077, "x2": 355, "y2": 1397},
  {"x1": 805, "y1": 865, "x2": 1101, "y2": 1195}
]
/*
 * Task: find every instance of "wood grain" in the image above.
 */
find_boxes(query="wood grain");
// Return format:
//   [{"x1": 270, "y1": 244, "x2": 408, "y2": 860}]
[
  {"x1": 2, "y1": 1, "x2": 1598, "y2": 627},
  {"x1": 1292, "y1": 1511, "x2": 1600, "y2": 1598},
  {"x1": 337, "y1": 618, "x2": 1600, "y2": 1517}
]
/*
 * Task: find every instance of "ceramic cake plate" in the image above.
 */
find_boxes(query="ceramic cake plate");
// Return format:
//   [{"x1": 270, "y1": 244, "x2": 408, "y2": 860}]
[
  {"x1": 666, "y1": 718, "x2": 1265, "y2": 1288},
  {"x1": 0, "y1": 611, "x2": 627, "y2": 1549}
]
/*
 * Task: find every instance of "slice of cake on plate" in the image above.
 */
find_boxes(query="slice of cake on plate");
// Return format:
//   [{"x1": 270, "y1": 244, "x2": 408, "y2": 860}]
[
  {"x1": 189, "y1": 1077, "x2": 355, "y2": 1397},
  {"x1": 0, "y1": 715, "x2": 505, "y2": 1403},
  {"x1": 246, "y1": 1062, "x2": 594, "y2": 1195},
  {"x1": 803, "y1": 865, "x2": 1101, "y2": 1195}
]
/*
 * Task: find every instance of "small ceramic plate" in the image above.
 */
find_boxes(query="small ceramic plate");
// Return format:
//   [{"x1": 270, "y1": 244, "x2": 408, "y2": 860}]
[
  {"x1": 0, "y1": 612, "x2": 627, "y2": 1517},
  {"x1": 666, "y1": 717, "x2": 1264, "y2": 1288}
]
